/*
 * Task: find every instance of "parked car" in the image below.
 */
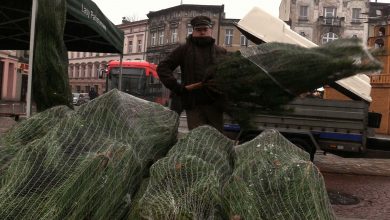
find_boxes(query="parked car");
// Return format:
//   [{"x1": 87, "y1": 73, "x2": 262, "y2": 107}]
[{"x1": 72, "y1": 93, "x2": 90, "y2": 106}]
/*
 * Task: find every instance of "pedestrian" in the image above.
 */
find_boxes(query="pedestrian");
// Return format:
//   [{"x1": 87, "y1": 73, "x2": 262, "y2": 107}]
[
  {"x1": 89, "y1": 88, "x2": 98, "y2": 100},
  {"x1": 157, "y1": 15, "x2": 227, "y2": 131}
]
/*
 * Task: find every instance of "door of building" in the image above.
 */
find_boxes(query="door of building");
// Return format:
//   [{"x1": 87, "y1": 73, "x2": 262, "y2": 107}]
[{"x1": 21, "y1": 74, "x2": 28, "y2": 102}]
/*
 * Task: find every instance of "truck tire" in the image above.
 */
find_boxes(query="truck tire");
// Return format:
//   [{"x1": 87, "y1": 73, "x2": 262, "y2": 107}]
[{"x1": 289, "y1": 138, "x2": 316, "y2": 161}]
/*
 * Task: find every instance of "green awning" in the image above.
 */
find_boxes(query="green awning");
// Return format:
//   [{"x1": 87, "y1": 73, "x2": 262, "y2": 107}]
[{"x1": 0, "y1": 0, "x2": 124, "y2": 53}]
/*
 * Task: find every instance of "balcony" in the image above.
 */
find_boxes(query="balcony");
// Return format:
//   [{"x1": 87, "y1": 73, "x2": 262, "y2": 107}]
[
  {"x1": 318, "y1": 16, "x2": 343, "y2": 26},
  {"x1": 370, "y1": 74, "x2": 390, "y2": 84}
]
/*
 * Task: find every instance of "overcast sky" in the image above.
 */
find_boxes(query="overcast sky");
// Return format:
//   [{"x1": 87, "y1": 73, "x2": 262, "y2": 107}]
[{"x1": 93, "y1": 0, "x2": 283, "y2": 25}]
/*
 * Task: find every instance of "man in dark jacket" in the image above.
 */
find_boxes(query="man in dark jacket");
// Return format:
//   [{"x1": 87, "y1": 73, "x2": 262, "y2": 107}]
[
  {"x1": 157, "y1": 15, "x2": 227, "y2": 131},
  {"x1": 88, "y1": 88, "x2": 98, "y2": 100}
]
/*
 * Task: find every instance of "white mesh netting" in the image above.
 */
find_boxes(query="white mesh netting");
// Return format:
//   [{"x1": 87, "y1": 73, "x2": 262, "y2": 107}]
[
  {"x1": 223, "y1": 129, "x2": 334, "y2": 219},
  {"x1": 131, "y1": 127, "x2": 335, "y2": 220},
  {"x1": 131, "y1": 126, "x2": 234, "y2": 219},
  {"x1": 0, "y1": 90, "x2": 334, "y2": 219},
  {"x1": 0, "y1": 89, "x2": 178, "y2": 219}
]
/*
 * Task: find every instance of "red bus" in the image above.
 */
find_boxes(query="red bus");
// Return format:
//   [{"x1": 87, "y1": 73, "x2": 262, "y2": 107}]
[{"x1": 105, "y1": 60, "x2": 169, "y2": 105}]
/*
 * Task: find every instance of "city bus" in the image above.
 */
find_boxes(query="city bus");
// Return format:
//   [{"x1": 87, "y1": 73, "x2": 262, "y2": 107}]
[{"x1": 105, "y1": 60, "x2": 169, "y2": 105}]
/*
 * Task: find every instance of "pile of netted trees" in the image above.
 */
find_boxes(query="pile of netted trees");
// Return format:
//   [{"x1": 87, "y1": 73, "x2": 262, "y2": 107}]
[
  {"x1": 0, "y1": 90, "x2": 178, "y2": 219},
  {"x1": 0, "y1": 89, "x2": 335, "y2": 219}
]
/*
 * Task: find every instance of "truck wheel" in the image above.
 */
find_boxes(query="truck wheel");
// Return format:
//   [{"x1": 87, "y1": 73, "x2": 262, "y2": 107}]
[{"x1": 289, "y1": 138, "x2": 316, "y2": 161}]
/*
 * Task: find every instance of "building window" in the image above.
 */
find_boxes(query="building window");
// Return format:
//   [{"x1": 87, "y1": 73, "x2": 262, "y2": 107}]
[
  {"x1": 224, "y1": 29, "x2": 233, "y2": 46},
  {"x1": 352, "y1": 8, "x2": 361, "y2": 23},
  {"x1": 324, "y1": 7, "x2": 336, "y2": 25},
  {"x1": 375, "y1": 39, "x2": 384, "y2": 48},
  {"x1": 128, "y1": 41, "x2": 133, "y2": 53},
  {"x1": 299, "y1": 6, "x2": 308, "y2": 20},
  {"x1": 137, "y1": 40, "x2": 142, "y2": 52},
  {"x1": 75, "y1": 66, "x2": 79, "y2": 78},
  {"x1": 171, "y1": 28, "x2": 178, "y2": 43},
  {"x1": 376, "y1": 10, "x2": 382, "y2": 17},
  {"x1": 159, "y1": 31, "x2": 164, "y2": 45},
  {"x1": 322, "y1": 32, "x2": 338, "y2": 44},
  {"x1": 240, "y1": 34, "x2": 248, "y2": 46},
  {"x1": 81, "y1": 66, "x2": 86, "y2": 78},
  {"x1": 187, "y1": 27, "x2": 193, "y2": 36},
  {"x1": 151, "y1": 32, "x2": 157, "y2": 46},
  {"x1": 379, "y1": 27, "x2": 385, "y2": 36}
]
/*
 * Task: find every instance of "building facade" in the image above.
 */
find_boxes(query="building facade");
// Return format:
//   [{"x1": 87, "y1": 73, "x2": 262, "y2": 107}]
[
  {"x1": 280, "y1": 0, "x2": 368, "y2": 45},
  {"x1": 145, "y1": 4, "x2": 226, "y2": 65},
  {"x1": 219, "y1": 18, "x2": 251, "y2": 52},
  {"x1": 0, "y1": 50, "x2": 29, "y2": 101},
  {"x1": 366, "y1": 2, "x2": 390, "y2": 134}
]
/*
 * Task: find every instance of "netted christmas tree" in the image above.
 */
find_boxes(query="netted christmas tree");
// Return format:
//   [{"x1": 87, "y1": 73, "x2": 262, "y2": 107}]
[
  {"x1": 206, "y1": 38, "x2": 381, "y2": 127},
  {"x1": 223, "y1": 129, "x2": 335, "y2": 220},
  {"x1": 0, "y1": 89, "x2": 178, "y2": 219},
  {"x1": 129, "y1": 127, "x2": 335, "y2": 220},
  {"x1": 130, "y1": 126, "x2": 234, "y2": 219},
  {"x1": 33, "y1": 0, "x2": 72, "y2": 111}
]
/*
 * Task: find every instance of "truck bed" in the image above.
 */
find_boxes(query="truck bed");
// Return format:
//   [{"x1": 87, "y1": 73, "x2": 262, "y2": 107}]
[{"x1": 252, "y1": 98, "x2": 368, "y2": 134}]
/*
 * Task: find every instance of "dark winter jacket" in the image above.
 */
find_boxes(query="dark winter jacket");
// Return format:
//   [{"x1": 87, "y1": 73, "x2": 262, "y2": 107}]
[{"x1": 157, "y1": 35, "x2": 227, "y2": 109}]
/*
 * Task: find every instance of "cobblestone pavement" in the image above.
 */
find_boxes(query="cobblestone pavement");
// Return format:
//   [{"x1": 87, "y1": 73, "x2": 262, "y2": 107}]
[
  {"x1": 313, "y1": 153, "x2": 390, "y2": 220},
  {"x1": 1, "y1": 116, "x2": 390, "y2": 219},
  {"x1": 323, "y1": 173, "x2": 390, "y2": 220}
]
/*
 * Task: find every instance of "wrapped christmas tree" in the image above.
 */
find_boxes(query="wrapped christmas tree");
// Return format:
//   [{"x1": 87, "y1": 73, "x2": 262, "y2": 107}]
[
  {"x1": 203, "y1": 39, "x2": 382, "y2": 127},
  {"x1": 33, "y1": 0, "x2": 72, "y2": 111}
]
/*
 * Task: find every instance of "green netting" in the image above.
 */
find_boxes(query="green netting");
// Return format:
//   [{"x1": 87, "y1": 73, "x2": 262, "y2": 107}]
[{"x1": 0, "y1": 89, "x2": 179, "y2": 219}]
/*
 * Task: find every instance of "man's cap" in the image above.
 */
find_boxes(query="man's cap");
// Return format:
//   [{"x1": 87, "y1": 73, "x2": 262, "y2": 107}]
[{"x1": 190, "y1": 16, "x2": 212, "y2": 28}]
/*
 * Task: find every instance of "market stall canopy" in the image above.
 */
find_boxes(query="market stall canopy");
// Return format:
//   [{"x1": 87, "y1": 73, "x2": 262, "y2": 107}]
[
  {"x1": 0, "y1": 0, "x2": 124, "y2": 53},
  {"x1": 236, "y1": 7, "x2": 374, "y2": 102}
]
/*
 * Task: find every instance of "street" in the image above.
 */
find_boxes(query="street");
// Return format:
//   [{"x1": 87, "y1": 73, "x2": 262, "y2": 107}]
[
  {"x1": 324, "y1": 173, "x2": 390, "y2": 220},
  {"x1": 314, "y1": 152, "x2": 390, "y2": 220}
]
